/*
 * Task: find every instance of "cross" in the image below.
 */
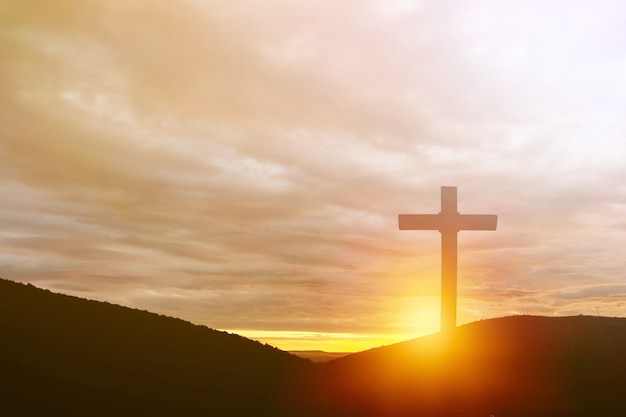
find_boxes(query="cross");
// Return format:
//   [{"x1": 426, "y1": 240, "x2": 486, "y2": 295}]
[{"x1": 399, "y1": 186, "x2": 497, "y2": 333}]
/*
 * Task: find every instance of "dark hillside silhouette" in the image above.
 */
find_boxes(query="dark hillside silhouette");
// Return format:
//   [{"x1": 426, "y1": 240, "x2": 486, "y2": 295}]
[
  {"x1": 4, "y1": 278, "x2": 626, "y2": 416},
  {"x1": 302, "y1": 315, "x2": 626, "y2": 416},
  {"x1": 0, "y1": 278, "x2": 310, "y2": 417}
]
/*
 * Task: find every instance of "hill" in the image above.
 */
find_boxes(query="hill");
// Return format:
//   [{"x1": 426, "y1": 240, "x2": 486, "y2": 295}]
[
  {"x1": 0, "y1": 278, "x2": 310, "y2": 417},
  {"x1": 302, "y1": 315, "x2": 626, "y2": 416},
  {"x1": 4, "y1": 277, "x2": 626, "y2": 416}
]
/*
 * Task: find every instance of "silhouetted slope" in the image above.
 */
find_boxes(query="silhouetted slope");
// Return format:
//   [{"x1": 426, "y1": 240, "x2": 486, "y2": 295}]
[
  {"x1": 5, "y1": 277, "x2": 626, "y2": 417},
  {"x1": 302, "y1": 315, "x2": 626, "y2": 417},
  {"x1": 0, "y1": 278, "x2": 311, "y2": 417}
]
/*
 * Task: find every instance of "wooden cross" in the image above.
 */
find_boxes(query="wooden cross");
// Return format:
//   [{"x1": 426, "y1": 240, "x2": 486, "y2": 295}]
[{"x1": 399, "y1": 186, "x2": 497, "y2": 333}]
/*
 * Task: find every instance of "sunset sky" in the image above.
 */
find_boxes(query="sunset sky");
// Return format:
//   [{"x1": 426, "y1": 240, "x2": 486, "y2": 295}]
[{"x1": 1, "y1": 0, "x2": 626, "y2": 351}]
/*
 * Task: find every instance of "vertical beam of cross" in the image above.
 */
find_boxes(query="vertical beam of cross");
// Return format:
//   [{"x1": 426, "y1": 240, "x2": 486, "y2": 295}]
[{"x1": 398, "y1": 186, "x2": 497, "y2": 333}]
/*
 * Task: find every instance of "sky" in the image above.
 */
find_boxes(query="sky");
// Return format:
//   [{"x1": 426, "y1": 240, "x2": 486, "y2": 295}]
[{"x1": 1, "y1": 0, "x2": 626, "y2": 352}]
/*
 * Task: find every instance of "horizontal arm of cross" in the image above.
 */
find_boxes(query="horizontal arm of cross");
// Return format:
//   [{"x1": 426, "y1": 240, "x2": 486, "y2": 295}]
[
  {"x1": 457, "y1": 214, "x2": 497, "y2": 230},
  {"x1": 398, "y1": 214, "x2": 440, "y2": 230},
  {"x1": 398, "y1": 213, "x2": 497, "y2": 232}
]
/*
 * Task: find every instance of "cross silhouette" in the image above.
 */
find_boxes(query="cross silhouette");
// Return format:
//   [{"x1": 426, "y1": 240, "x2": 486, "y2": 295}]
[{"x1": 399, "y1": 186, "x2": 497, "y2": 333}]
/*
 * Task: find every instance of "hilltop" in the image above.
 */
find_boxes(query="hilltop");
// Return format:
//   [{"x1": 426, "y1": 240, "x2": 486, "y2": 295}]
[
  {"x1": 0, "y1": 278, "x2": 310, "y2": 417},
  {"x1": 302, "y1": 314, "x2": 626, "y2": 416},
  {"x1": 3, "y1": 278, "x2": 626, "y2": 416}
]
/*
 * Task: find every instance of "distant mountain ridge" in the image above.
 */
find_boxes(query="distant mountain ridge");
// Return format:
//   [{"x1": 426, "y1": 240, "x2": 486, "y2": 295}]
[
  {"x1": 3, "y1": 277, "x2": 626, "y2": 416},
  {"x1": 289, "y1": 350, "x2": 350, "y2": 363}
]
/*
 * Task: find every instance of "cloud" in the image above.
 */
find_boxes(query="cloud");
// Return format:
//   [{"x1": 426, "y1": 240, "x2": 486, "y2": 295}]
[{"x1": 1, "y1": 0, "x2": 626, "y2": 350}]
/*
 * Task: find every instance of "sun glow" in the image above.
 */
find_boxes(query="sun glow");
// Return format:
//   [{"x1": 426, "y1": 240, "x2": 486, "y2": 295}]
[
  {"x1": 396, "y1": 296, "x2": 441, "y2": 336},
  {"x1": 231, "y1": 329, "x2": 419, "y2": 352},
  {"x1": 234, "y1": 297, "x2": 446, "y2": 353}
]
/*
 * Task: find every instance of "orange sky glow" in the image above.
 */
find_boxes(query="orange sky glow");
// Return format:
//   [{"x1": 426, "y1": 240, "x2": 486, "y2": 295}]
[{"x1": 1, "y1": 0, "x2": 626, "y2": 351}]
